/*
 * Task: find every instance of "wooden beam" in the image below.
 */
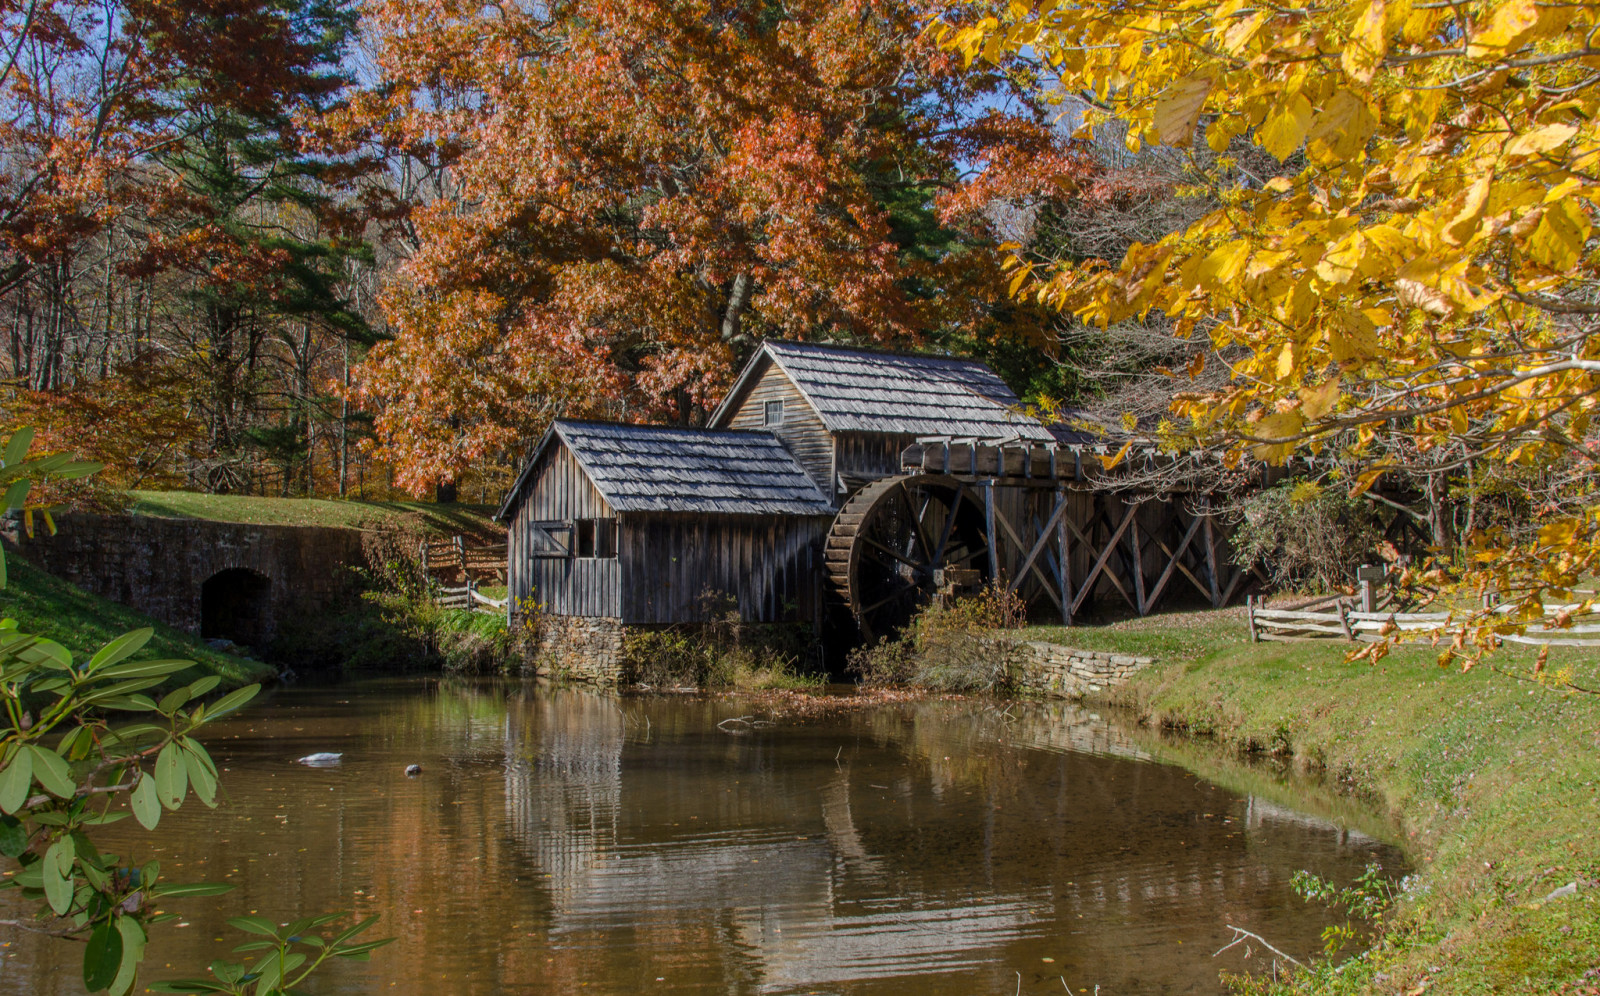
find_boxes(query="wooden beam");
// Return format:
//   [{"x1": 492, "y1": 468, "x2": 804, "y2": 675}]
[
  {"x1": 1006, "y1": 491, "x2": 1071, "y2": 596},
  {"x1": 1202, "y1": 502, "x2": 1222, "y2": 608},
  {"x1": 990, "y1": 494, "x2": 1062, "y2": 606},
  {"x1": 1057, "y1": 487, "x2": 1072, "y2": 624},
  {"x1": 984, "y1": 480, "x2": 998, "y2": 585},
  {"x1": 1071, "y1": 500, "x2": 1138, "y2": 616},
  {"x1": 1145, "y1": 511, "x2": 1206, "y2": 613},
  {"x1": 1129, "y1": 507, "x2": 1148, "y2": 615}
]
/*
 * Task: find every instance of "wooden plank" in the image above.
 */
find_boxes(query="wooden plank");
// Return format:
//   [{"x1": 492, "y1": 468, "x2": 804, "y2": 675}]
[
  {"x1": 1129, "y1": 509, "x2": 1148, "y2": 615},
  {"x1": 1004, "y1": 490, "x2": 1071, "y2": 598},
  {"x1": 1202, "y1": 505, "x2": 1222, "y2": 608},
  {"x1": 1347, "y1": 611, "x2": 1454, "y2": 622},
  {"x1": 1255, "y1": 620, "x2": 1351, "y2": 637},
  {"x1": 1500, "y1": 634, "x2": 1600, "y2": 647},
  {"x1": 1255, "y1": 608, "x2": 1353, "y2": 623},
  {"x1": 1071, "y1": 501, "x2": 1138, "y2": 616},
  {"x1": 1144, "y1": 512, "x2": 1205, "y2": 613}
]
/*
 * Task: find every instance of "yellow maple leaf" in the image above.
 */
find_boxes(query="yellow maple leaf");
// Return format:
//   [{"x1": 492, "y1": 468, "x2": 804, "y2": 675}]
[
  {"x1": 1151, "y1": 75, "x2": 1212, "y2": 146},
  {"x1": 1258, "y1": 94, "x2": 1313, "y2": 161},
  {"x1": 1340, "y1": 0, "x2": 1387, "y2": 84}
]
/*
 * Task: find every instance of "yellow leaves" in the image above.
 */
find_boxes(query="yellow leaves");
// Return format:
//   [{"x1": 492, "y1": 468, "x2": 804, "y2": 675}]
[
  {"x1": 1328, "y1": 307, "x2": 1380, "y2": 363},
  {"x1": 1197, "y1": 239, "x2": 1250, "y2": 290},
  {"x1": 1443, "y1": 174, "x2": 1493, "y2": 247},
  {"x1": 1249, "y1": 411, "x2": 1304, "y2": 462},
  {"x1": 1465, "y1": 0, "x2": 1540, "y2": 59},
  {"x1": 1275, "y1": 341, "x2": 1297, "y2": 380},
  {"x1": 1099, "y1": 440, "x2": 1134, "y2": 470},
  {"x1": 1527, "y1": 198, "x2": 1590, "y2": 271},
  {"x1": 1151, "y1": 75, "x2": 1211, "y2": 146},
  {"x1": 1258, "y1": 93, "x2": 1313, "y2": 161},
  {"x1": 1504, "y1": 123, "x2": 1578, "y2": 159},
  {"x1": 1315, "y1": 231, "x2": 1365, "y2": 286},
  {"x1": 1221, "y1": 10, "x2": 1266, "y2": 54},
  {"x1": 1340, "y1": 0, "x2": 1387, "y2": 84},
  {"x1": 1300, "y1": 378, "x2": 1341, "y2": 420},
  {"x1": 1307, "y1": 90, "x2": 1377, "y2": 162}
]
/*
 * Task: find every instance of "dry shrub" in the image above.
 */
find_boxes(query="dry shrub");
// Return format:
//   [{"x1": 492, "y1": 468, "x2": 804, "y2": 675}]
[
  {"x1": 620, "y1": 589, "x2": 820, "y2": 689},
  {"x1": 849, "y1": 583, "x2": 1026, "y2": 692}
]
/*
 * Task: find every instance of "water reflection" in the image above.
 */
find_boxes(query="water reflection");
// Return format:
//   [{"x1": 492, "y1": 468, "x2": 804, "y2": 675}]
[{"x1": 0, "y1": 681, "x2": 1401, "y2": 996}]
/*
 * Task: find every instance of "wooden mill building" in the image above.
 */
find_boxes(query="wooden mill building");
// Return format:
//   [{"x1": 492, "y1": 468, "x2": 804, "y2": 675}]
[{"x1": 497, "y1": 341, "x2": 1257, "y2": 679}]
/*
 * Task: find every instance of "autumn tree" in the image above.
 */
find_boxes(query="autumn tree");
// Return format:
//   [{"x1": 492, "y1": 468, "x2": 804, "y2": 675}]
[
  {"x1": 338, "y1": 0, "x2": 1092, "y2": 493},
  {"x1": 0, "y1": 0, "x2": 385, "y2": 497},
  {"x1": 939, "y1": 0, "x2": 1600, "y2": 659}
]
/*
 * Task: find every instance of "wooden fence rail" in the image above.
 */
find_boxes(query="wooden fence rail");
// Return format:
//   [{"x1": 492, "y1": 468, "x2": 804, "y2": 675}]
[
  {"x1": 1246, "y1": 595, "x2": 1600, "y2": 647},
  {"x1": 433, "y1": 581, "x2": 509, "y2": 614}
]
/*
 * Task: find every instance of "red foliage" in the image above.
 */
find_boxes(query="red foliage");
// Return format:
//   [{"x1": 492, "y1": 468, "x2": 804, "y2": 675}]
[{"x1": 340, "y1": 0, "x2": 1096, "y2": 493}]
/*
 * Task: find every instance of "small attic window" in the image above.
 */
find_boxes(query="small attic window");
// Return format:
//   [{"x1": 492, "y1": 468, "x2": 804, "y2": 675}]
[{"x1": 764, "y1": 399, "x2": 784, "y2": 426}]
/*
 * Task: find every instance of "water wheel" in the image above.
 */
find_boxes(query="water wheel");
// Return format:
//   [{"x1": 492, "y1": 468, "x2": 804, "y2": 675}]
[{"x1": 824, "y1": 474, "x2": 990, "y2": 641}]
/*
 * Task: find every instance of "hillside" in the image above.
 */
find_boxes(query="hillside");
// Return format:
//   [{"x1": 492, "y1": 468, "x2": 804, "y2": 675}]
[
  {"x1": 125, "y1": 491, "x2": 504, "y2": 542},
  {"x1": 0, "y1": 557, "x2": 274, "y2": 689}
]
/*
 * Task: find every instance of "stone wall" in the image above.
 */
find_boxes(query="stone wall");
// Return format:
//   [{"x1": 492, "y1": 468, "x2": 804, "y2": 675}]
[
  {"x1": 992, "y1": 637, "x2": 1155, "y2": 698},
  {"x1": 523, "y1": 613, "x2": 626, "y2": 684},
  {"x1": 6, "y1": 512, "x2": 369, "y2": 646}
]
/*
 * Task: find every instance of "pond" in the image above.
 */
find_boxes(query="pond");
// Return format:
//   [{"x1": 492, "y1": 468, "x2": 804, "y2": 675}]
[{"x1": 1, "y1": 680, "x2": 1403, "y2": 995}]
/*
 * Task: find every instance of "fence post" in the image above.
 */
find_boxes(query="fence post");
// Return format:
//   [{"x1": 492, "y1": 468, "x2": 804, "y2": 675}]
[
  {"x1": 1338, "y1": 600, "x2": 1354, "y2": 641},
  {"x1": 1247, "y1": 594, "x2": 1258, "y2": 642},
  {"x1": 1357, "y1": 563, "x2": 1385, "y2": 613}
]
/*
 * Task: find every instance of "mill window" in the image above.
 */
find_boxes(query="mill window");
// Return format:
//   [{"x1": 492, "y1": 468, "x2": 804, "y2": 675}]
[
  {"x1": 764, "y1": 399, "x2": 784, "y2": 426},
  {"x1": 572, "y1": 518, "x2": 618, "y2": 559}
]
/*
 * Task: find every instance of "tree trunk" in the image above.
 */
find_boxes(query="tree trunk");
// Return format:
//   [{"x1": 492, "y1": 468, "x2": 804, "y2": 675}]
[{"x1": 720, "y1": 272, "x2": 753, "y2": 344}]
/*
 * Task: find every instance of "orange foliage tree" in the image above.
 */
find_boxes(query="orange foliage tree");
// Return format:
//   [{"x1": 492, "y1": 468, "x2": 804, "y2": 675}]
[
  {"x1": 338, "y1": 0, "x2": 1093, "y2": 493},
  {"x1": 940, "y1": 0, "x2": 1600, "y2": 665}
]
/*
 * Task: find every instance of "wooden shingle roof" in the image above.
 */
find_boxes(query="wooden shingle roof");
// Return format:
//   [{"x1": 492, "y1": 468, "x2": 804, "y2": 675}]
[
  {"x1": 712, "y1": 341, "x2": 1055, "y2": 441},
  {"x1": 497, "y1": 420, "x2": 836, "y2": 520}
]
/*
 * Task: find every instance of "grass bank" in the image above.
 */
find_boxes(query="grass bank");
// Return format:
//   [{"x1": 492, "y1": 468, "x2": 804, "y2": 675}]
[
  {"x1": 0, "y1": 557, "x2": 273, "y2": 690},
  {"x1": 125, "y1": 490, "x2": 502, "y2": 542},
  {"x1": 1029, "y1": 607, "x2": 1600, "y2": 994}
]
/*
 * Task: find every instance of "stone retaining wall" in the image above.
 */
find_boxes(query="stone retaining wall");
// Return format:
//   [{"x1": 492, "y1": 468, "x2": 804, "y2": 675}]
[
  {"x1": 995, "y1": 638, "x2": 1155, "y2": 698},
  {"x1": 525, "y1": 614, "x2": 626, "y2": 684},
  {"x1": 7, "y1": 512, "x2": 368, "y2": 647}
]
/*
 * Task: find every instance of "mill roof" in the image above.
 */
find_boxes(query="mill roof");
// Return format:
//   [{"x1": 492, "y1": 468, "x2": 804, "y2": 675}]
[
  {"x1": 710, "y1": 340, "x2": 1056, "y2": 441},
  {"x1": 496, "y1": 420, "x2": 836, "y2": 521}
]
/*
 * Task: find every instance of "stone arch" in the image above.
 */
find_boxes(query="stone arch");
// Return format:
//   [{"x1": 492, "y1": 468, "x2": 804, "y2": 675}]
[{"x1": 200, "y1": 568, "x2": 273, "y2": 647}]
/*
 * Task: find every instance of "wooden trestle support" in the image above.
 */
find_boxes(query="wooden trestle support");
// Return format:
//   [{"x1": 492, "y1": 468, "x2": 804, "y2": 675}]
[{"x1": 826, "y1": 438, "x2": 1269, "y2": 637}]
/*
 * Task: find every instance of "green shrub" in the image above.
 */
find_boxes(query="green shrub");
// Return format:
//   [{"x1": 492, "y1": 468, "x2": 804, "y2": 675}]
[
  {"x1": 1229, "y1": 479, "x2": 1386, "y2": 591},
  {"x1": 618, "y1": 592, "x2": 820, "y2": 689},
  {"x1": 849, "y1": 583, "x2": 1025, "y2": 692}
]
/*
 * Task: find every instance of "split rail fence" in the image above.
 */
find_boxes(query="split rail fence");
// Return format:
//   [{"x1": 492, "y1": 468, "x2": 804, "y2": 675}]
[
  {"x1": 420, "y1": 534, "x2": 510, "y2": 614},
  {"x1": 1248, "y1": 591, "x2": 1600, "y2": 648}
]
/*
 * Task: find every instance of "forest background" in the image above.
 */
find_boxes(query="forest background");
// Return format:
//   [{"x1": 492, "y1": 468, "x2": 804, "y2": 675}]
[
  {"x1": 9, "y1": 0, "x2": 1600, "y2": 646},
  {"x1": 0, "y1": 0, "x2": 1206, "y2": 506}
]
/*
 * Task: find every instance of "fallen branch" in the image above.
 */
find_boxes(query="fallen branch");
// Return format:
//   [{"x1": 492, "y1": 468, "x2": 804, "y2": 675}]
[{"x1": 1214, "y1": 924, "x2": 1304, "y2": 967}]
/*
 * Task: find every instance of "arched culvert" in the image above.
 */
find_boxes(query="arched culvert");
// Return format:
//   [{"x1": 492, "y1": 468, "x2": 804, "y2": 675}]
[{"x1": 200, "y1": 568, "x2": 273, "y2": 648}]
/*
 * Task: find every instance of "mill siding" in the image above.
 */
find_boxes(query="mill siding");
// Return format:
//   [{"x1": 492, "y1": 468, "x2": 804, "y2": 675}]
[
  {"x1": 722, "y1": 362, "x2": 833, "y2": 497},
  {"x1": 506, "y1": 442, "x2": 621, "y2": 618}
]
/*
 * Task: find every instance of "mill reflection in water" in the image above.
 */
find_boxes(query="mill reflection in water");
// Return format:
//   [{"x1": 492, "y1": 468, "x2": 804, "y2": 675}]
[{"x1": 0, "y1": 681, "x2": 1400, "y2": 996}]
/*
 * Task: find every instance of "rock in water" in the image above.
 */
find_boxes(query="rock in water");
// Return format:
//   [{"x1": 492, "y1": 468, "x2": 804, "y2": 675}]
[
  {"x1": 405, "y1": 764, "x2": 422, "y2": 777},
  {"x1": 296, "y1": 753, "x2": 343, "y2": 767}
]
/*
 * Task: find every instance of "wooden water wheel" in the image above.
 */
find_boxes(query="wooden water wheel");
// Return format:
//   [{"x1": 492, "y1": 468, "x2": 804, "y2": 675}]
[{"x1": 824, "y1": 474, "x2": 990, "y2": 641}]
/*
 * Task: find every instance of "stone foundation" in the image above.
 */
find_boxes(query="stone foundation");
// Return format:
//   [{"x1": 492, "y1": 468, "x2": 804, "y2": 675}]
[
  {"x1": 995, "y1": 638, "x2": 1154, "y2": 698},
  {"x1": 524, "y1": 613, "x2": 626, "y2": 684}
]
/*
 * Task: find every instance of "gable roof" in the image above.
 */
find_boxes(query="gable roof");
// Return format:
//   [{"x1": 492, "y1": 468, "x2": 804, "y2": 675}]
[
  {"x1": 709, "y1": 341, "x2": 1056, "y2": 441},
  {"x1": 496, "y1": 420, "x2": 836, "y2": 521}
]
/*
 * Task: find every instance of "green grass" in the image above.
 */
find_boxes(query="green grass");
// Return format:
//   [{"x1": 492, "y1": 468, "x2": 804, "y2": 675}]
[
  {"x1": 0, "y1": 557, "x2": 274, "y2": 690},
  {"x1": 126, "y1": 490, "x2": 503, "y2": 541},
  {"x1": 1038, "y1": 607, "x2": 1600, "y2": 994}
]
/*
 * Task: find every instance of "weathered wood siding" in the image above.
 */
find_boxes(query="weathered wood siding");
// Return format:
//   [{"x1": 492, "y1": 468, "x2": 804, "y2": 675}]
[
  {"x1": 508, "y1": 444, "x2": 621, "y2": 617},
  {"x1": 833, "y1": 431, "x2": 917, "y2": 498},
  {"x1": 619, "y1": 513, "x2": 832, "y2": 625},
  {"x1": 723, "y1": 362, "x2": 834, "y2": 498}
]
